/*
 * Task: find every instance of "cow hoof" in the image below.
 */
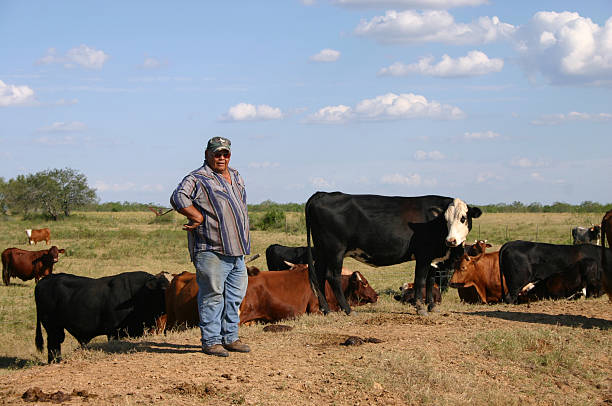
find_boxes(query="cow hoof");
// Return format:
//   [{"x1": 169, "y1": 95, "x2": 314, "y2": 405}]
[
  {"x1": 427, "y1": 304, "x2": 440, "y2": 313},
  {"x1": 417, "y1": 308, "x2": 429, "y2": 316}
]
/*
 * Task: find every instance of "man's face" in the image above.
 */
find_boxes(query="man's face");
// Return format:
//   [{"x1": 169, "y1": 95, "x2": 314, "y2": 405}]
[{"x1": 206, "y1": 149, "x2": 231, "y2": 173}]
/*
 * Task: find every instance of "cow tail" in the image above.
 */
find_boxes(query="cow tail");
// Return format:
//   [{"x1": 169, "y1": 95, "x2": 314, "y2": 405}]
[
  {"x1": 35, "y1": 301, "x2": 44, "y2": 353},
  {"x1": 1, "y1": 257, "x2": 8, "y2": 286},
  {"x1": 305, "y1": 197, "x2": 321, "y2": 302},
  {"x1": 602, "y1": 216, "x2": 607, "y2": 274},
  {"x1": 499, "y1": 245, "x2": 506, "y2": 303}
]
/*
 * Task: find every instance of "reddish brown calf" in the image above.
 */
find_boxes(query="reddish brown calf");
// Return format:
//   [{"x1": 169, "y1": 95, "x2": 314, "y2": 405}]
[{"x1": 2, "y1": 246, "x2": 65, "y2": 285}]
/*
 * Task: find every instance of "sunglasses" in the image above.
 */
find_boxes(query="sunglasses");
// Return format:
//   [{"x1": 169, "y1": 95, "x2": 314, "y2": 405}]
[{"x1": 213, "y1": 151, "x2": 231, "y2": 158}]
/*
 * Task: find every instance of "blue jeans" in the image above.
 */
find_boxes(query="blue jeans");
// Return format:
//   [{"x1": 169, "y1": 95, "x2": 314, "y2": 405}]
[{"x1": 193, "y1": 251, "x2": 248, "y2": 347}]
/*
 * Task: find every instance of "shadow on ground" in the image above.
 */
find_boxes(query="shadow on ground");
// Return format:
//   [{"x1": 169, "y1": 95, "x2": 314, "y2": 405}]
[
  {"x1": 87, "y1": 340, "x2": 201, "y2": 355},
  {"x1": 0, "y1": 356, "x2": 43, "y2": 370},
  {"x1": 467, "y1": 310, "x2": 612, "y2": 330}
]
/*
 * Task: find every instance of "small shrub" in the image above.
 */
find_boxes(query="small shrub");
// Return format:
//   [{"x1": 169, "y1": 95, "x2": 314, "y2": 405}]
[{"x1": 257, "y1": 208, "x2": 285, "y2": 231}]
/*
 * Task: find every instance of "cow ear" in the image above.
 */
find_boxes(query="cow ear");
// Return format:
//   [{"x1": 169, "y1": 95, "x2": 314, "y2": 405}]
[
  {"x1": 486, "y1": 243, "x2": 492, "y2": 248},
  {"x1": 58, "y1": 249, "x2": 66, "y2": 254},
  {"x1": 468, "y1": 206, "x2": 482, "y2": 218},
  {"x1": 428, "y1": 206, "x2": 444, "y2": 218}
]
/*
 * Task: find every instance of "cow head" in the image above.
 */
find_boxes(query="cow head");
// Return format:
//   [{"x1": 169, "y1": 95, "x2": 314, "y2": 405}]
[
  {"x1": 247, "y1": 266, "x2": 261, "y2": 276},
  {"x1": 449, "y1": 248, "x2": 486, "y2": 288},
  {"x1": 25, "y1": 229, "x2": 32, "y2": 244},
  {"x1": 444, "y1": 199, "x2": 482, "y2": 247},
  {"x1": 346, "y1": 271, "x2": 378, "y2": 305},
  {"x1": 43, "y1": 246, "x2": 65, "y2": 264}
]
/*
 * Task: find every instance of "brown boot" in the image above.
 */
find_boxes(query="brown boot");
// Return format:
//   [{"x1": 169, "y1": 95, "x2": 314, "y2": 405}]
[
  {"x1": 223, "y1": 339, "x2": 250, "y2": 353},
  {"x1": 202, "y1": 344, "x2": 229, "y2": 357}
]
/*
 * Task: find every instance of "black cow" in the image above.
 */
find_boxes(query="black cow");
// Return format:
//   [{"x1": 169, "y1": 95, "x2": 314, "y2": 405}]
[
  {"x1": 35, "y1": 271, "x2": 169, "y2": 363},
  {"x1": 499, "y1": 240, "x2": 610, "y2": 304},
  {"x1": 265, "y1": 244, "x2": 310, "y2": 271},
  {"x1": 305, "y1": 192, "x2": 482, "y2": 316},
  {"x1": 572, "y1": 226, "x2": 600, "y2": 245}
]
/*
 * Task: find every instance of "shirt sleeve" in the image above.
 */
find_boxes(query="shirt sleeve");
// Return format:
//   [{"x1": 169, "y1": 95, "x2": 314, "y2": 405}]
[{"x1": 171, "y1": 174, "x2": 197, "y2": 210}]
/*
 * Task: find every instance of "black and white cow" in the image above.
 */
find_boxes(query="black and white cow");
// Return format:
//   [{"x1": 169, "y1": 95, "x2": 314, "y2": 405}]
[
  {"x1": 305, "y1": 192, "x2": 482, "y2": 316},
  {"x1": 499, "y1": 240, "x2": 610, "y2": 304},
  {"x1": 265, "y1": 244, "x2": 310, "y2": 271},
  {"x1": 35, "y1": 271, "x2": 170, "y2": 363},
  {"x1": 572, "y1": 225, "x2": 601, "y2": 245}
]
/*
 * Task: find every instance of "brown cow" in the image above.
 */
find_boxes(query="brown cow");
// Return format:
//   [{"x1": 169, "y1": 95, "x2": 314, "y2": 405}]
[
  {"x1": 449, "y1": 241, "x2": 507, "y2": 304},
  {"x1": 163, "y1": 266, "x2": 378, "y2": 330},
  {"x1": 2, "y1": 246, "x2": 65, "y2": 285},
  {"x1": 26, "y1": 228, "x2": 51, "y2": 245},
  {"x1": 285, "y1": 264, "x2": 378, "y2": 312}
]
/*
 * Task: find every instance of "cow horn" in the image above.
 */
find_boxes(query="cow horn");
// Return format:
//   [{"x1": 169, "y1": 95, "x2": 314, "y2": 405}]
[
  {"x1": 246, "y1": 253, "x2": 260, "y2": 264},
  {"x1": 284, "y1": 260, "x2": 295, "y2": 267}
]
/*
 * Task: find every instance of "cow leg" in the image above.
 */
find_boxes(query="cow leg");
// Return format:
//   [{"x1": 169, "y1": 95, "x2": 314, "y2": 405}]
[
  {"x1": 313, "y1": 259, "x2": 331, "y2": 314},
  {"x1": 329, "y1": 270, "x2": 352, "y2": 315},
  {"x1": 413, "y1": 260, "x2": 429, "y2": 316},
  {"x1": 47, "y1": 328, "x2": 65, "y2": 363},
  {"x1": 426, "y1": 269, "x2": 439, "y2": 313}
]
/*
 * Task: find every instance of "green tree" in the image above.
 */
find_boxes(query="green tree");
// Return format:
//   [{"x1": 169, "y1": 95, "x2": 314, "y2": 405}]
[
  {"x1": 3, "y1": 175, "x2": 38, "y2": 216},
  {"x1": 46, "y1": 168, "x2": 98, "y2": 216},
  {"x1": 2, "y1": 168, "x2": 98, "y2": 220}
]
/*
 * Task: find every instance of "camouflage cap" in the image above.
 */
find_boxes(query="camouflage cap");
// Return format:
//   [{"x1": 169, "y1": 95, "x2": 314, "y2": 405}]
[{"x1": 206, "y1": 136, "x2": 231, "y2": 152}]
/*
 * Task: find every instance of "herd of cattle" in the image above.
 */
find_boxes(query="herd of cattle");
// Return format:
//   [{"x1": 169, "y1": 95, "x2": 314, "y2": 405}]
[{"x1": 2, "y1": 193, "x2": 612, "y2": 364}]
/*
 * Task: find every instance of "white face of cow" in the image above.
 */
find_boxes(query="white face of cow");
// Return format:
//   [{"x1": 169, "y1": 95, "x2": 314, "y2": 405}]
[{"x1": 444, "y1": 198, "x2": 471, "y2": 247}]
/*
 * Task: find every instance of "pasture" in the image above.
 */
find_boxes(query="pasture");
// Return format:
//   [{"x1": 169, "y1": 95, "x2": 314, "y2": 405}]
[{"x1": 0, "y1": 211, "x2": 610, "y2": 405}]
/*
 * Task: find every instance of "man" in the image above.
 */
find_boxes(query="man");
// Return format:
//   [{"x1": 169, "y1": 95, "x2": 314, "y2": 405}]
[{"x1": 170, "y1": 136, "x2": 251, "y2": 357}]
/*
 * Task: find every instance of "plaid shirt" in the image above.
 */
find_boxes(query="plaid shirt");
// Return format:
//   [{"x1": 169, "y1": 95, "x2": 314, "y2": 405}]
[{"x1": 171, "y1": 163, "x2": 250, "y2": 259}]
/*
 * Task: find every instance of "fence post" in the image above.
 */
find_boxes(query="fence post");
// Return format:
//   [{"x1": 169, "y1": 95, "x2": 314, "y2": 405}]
[
  {"x1": 535, "y1": 224, "x2": 538, "y2": 242},
  {"x1": 505, "y1": 225, "x2": 508, "y2": 240}
]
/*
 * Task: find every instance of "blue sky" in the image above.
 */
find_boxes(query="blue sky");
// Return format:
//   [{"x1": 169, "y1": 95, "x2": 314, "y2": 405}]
[{"x1": 1, "y1": 0, "x2": 611, "y2": 206}]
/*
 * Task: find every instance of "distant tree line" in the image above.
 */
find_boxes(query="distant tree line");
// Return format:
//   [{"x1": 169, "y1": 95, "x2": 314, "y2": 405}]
[
  {"x1": 480, "y1": 201, "x2": 612, "y2": 213},
  {"x1": 0, "y1": 168, "x2": 98, "y2": 220}
]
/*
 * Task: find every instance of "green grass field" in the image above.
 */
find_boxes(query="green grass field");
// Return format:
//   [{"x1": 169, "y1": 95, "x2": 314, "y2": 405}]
[{"x1": 0, "y1": 211, "x2": 610, "y2": 405}]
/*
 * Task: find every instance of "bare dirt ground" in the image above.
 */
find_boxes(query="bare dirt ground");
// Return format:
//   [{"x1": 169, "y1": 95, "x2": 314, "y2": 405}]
[{"x1": 1, "y1": 297, "x2": 611, "y2": 406}]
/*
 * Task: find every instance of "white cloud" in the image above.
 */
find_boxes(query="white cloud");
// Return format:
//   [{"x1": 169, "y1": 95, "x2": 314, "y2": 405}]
[
  {"x1": 513, "y1": 12, "x2": 612, "y2": 85},
  {"x1": 140, "y1": 57, "x2": 164, "y2": 69},
  {"x1": 307, "y1": 105, "x2": 353, "y2": 123},
  {"x1": 463, "y1": 130, "x2": 500, "y2": 139},
  {"x1": 356, "y1": 93, "x2": 465, "y2": 120},
  {"x1": 333, "y1": 0, "x2": 488, "y2": 9},
  {"x1": 531, "y1": 111, "x2": 612, "y2": 125},
  {"x1": 221, "y1": 103, "x2": 283, "y2": 121},
  {"x1": 37, "y1": 45, "x2": 109, "y2": 70},
  {"x1": 476, "y1": 172, "x2": 502, "y2": 183},
  {"x1": 310, "y1": 48, "x2": 341, "y2": 62},
  {"x1": 310, "y1": 177, "x2": 335, "y2": 188},
  {"x1": 414, "y1": 150, "x2": 445, "y2": 160},
  {"x1": 308, "y1": 93, "x2": 464, "y2": 123},
  {"x1": 0, "y1": 80, "x2": 36, "y2": 106},
  {"x1": 379, "y1": 50, "x2": 503, "y2": 77},
  {"x1": 381, "y1": 173, "x2": 438, "y2": 187},
  {"x1": 355, "y1": 10, "x2": 515, "y2": 45},
  {"x1": 37, "y1": 121, "x2": 87, "y2": 133},
  {"x1": 510, "y1": 157, "x2": 548, "y2": 168},
  {"x1": 248, "y1": 162, "x2": 280, "y2": 169}
]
